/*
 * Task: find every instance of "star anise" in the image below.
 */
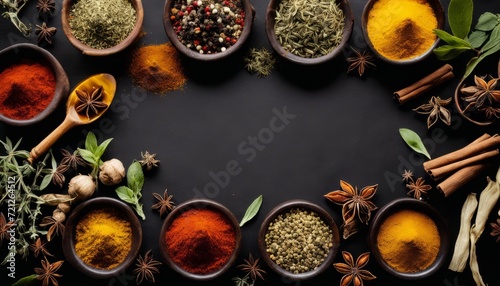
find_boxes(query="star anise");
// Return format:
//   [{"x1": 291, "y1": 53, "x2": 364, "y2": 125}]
[
  {"x1": 35, "y1": 22, "x2": 57, "y2": 45},
  {"x1": 34, "y1": 258, "x2": 63, "y2": 286},
  {"x1": 75, "y1": 86, "x2": 108, "y2": 120},
  {"x1": 237, "y1": 253, "x2": 266, "y2": 282},
  {"x1": 333, "y1": 251, "x2": 376, "y2": 286},
  {"x1": 139, "y1": 151, "x2": 160, "y2": 170},
  {"x1": 0, "y1": 212, "x2": 14, "y2": 246},
  {"x1": 39, "y1": 216, "x2": 65, "y2": 242},
  {"x1": 406, "y1": 177, "x2": 432, "y2": 200},
  {"x1": 402, "y1": 170, "x2": 414, "y2": 182},
  {"x1": 30, "y1": 238, "x2": 54, "y2": 258},
  {"x1": 51, "y1": 164, "x2": 68, "y2": 188},
  {"x1": 132, "y1": 249, "x2": 162, "y2": 284},
  {"x1": 151, "y1": 189, "x2": 175, "y2": 216},
  {"x1": 60, "y1": 148, "x2": 87, "y2": 170},
  {"x1": 325, "y1": 180, "x2": 378, "y2": 239},
  {"x1": 36, "y1": 0, "x2": 56, "y2": 18},
  {"x1": 461, "y1": 75, "x2": 500, "y2": 111},
  {"x1": 346, "y1": 47, "x2": 376, "y2": 77},
  {"x1": 413, "y1": 96, "x2": 452, "y2": 129},
  {"x1": 479, "y1": 105, "x2": 500, "y2": 119},
  {"x1": 491, "y1": 218, "x2": 500, "y2": 242}
]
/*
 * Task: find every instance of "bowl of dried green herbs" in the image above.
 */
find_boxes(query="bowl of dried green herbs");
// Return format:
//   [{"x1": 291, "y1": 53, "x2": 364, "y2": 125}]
[
  {"x1": 61, "y1": 0, "x2": 144, "y2": 56},
  {"x1": 265, "y1": 0, "x2": 353, "y2": 65},
  {"x1": 258, "y1": 200, "x2": 340, "y2": 281}
]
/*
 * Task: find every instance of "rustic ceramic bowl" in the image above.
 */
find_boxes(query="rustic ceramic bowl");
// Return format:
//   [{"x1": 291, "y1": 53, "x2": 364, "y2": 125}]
[
  {"x1": 159, "y1": 199, "x2": 242, "y2": 281},
  {"x1": 62, "y1": 197, "x2": 142, "y2": 279},
  {"x1": 61, "y1": 0, "x2": 144, "y2": 56},
  {"x1": 265, "y1": 0, "x2": 353, "y2": 65},
  {"x1": 0, "y1": 43, "x2": 69, "y2": 126},
  {"x1": 163, "y1": 0, "x2": 255, "y2": 61},
  {"x1": 258, "y1": 200, "x2": 340, "y2": 281},
  {"x1": 368, "y1": 198, "x2": 450, "y2": 280},
  {"x1": 361, "y1": 0, "x2": 445, "y2": 64}
]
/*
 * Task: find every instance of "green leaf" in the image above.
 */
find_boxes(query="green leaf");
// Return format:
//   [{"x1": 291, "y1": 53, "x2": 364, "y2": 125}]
[
  {"x1": 464, "y1": 41, "x2": 500, "y2": 79},
  {"x1": 433, "y1": 45, "x2": 468, "y2": 61},
  {"x1": 115, "y1": 186, "x2": 136, "y2": 204},
  {"x1": 399, "y1": 128, "x2": 431, "y2": 160},
  {"x1": 85, "y1": 132, "x2": 98, "y2": 153},
  {"x1": 40, "y1": 174, "x2": 52, "y2": 191},
  {"x1": 433, "y1": 29, "x2": 472, "y2": 47},
  {"x1": 475, "y1": 12, "x2": 500, "y2": 31},
  {"x1": 239, "y1": 195, "x2": 263, "y2": 227},
  {"x1": 77, "y1": 148, "x2": 97, "y2": 165},
  {"x1": 448, "y1": 0, "x2": 473, "y2": 39},
  {"x1": 135, "y1": 203, "x2": 146, "y2": 220},
  {"x1": 94, "y1": 138, "x2": 113, "y2": 159},
  {"x1": 127, "y1": 161, "x2": 144, "y2": 192},
  {"x1": 468, "y1": 30, "x2": 488, "y2": 48},
  {"x1": 12, "y1": 274, "x2": 38, "y2": 286},
  {"x1": 479, "y1": 24, "x2": 500, "y2": 52}
]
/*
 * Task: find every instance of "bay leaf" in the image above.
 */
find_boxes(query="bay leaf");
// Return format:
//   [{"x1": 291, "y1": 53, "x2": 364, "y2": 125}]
[
  {"x1": 448, "y1": 0, "x2": 473, "y2": 39},
  {"x1": 239, "y1": 195, "x2": 263, "y2": 227},
  {"x1": 399, "y1": 128, "x2": 431, "y2": 160}
]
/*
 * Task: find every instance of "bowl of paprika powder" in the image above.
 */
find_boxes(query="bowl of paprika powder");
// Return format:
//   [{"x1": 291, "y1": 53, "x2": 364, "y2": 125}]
[
  {"x1": 159, "y1": 198, "x2": 242, "y2": 280},
  {"x1": 0, "y1": 43, "x2": 70, "y2": 126}
]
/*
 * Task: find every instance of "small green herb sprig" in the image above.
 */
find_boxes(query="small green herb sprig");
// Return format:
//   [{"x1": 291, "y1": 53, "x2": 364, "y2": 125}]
[
  {"x1": 77, "y1": 132, "x2": 112, "y2": 182},
  {"x1": 244, "y1": 48, "x2": 276, "y2": 78},
  {"x1": 239, "y1": 195, "x2": 263, "y2": 227},
  {"x1": 433, "y1": 0, "x2": 500, "y2": 79},
  {"x1": 115, "y1": 161, "x2": 146, "y2": 220},
  {"x1": 1, "y1": 0, "x2": 31, "y2": 36}
]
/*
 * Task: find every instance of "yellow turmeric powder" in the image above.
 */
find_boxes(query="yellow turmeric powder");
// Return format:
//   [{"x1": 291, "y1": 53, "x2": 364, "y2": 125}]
[
  {"x1": 74, "y1": 207, "x2": 132, "y2": 270},
  {"x1": 376, "y1": 209, "x2": 440, "y2": 273},
  {"x1": 366, "y1": 0, "x2": 437, "y2": 61}
]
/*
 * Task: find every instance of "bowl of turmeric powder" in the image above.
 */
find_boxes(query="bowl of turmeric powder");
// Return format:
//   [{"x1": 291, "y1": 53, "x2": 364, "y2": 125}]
[
  {"x1": 368, "y1": 198, "x2": 450, "y2": 279},
  {"x1": 0, "y1": 43, "x2": 69, "y2": 126},
  {"x1": 361, "y1": 0, "x2": 445, "y2": 64},
  {"x1": 62, "y1": 197, "x2": 143, "y2": 279}
]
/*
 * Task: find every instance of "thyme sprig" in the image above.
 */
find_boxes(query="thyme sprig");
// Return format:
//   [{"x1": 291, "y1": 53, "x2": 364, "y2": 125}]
[{"x1": 1, "y1": 0, "x2": 32, "y2": 36}]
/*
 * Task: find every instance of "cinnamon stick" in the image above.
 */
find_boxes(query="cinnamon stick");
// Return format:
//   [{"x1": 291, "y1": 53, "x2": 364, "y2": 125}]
[
  {"x1": 427, "y1": 149, "x2": 499, "y2": 180},
  {"x1": 437, "y1": 164, "x2": 490, "y2": 197},
  {"x1": 423, "y1": 134, "x2": 500, "y2": 172},
  {"x1": 394, "y1": 64, "x2": 454, "y2": 104}
]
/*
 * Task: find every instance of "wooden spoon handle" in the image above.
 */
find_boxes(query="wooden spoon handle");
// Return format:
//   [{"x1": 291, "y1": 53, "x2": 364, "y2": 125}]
[{"x1": 27, "y1": 118, "x2": 78, "y2": 164}]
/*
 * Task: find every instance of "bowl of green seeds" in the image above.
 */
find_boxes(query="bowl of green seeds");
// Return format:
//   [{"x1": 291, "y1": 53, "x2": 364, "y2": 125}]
[
  {"x1": 61, "y1": 0, "x2": 144, "y2": 56},
  {"x1": 265, "y1": 0, "x2": 353, "y2": 65},
  {"x1": 258, "y1": 200, "x2": 340, "y2": 281}
]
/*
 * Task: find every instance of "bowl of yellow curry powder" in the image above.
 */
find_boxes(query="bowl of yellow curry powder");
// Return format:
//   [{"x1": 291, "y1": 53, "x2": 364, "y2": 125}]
[
  {"x1": 62, "y1": 197, "x2": 142, "y2": 279},
  {"x1": 368, "y1": 198, "x2": 450, "y2": 279},
  {"x1": 361, "y1": 0, "x2": 445, "y2": 64}
]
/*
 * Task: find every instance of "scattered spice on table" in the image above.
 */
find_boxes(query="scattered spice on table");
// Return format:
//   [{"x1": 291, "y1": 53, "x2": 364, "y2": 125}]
[
  {"x1": 413, "y1": 96, "x2": 452, "y2": 129},
  {"x1": 36, "y1": 0, "x2": 56, "y2": 18},
  {"x1": 264, "y1": 208, "x2": 333, "y2": 274},
  {"x1": 129, "y1": 43, "x2": 187, "y2": 94},
  {"x1": 164, "y1": 208, "x2": 236, "y2": 274},
  {"x1": 133, "y1": 249, "x2": 162, "y2": 285},
  {"x1": 346, "y1": 46, "x2": 376, "y2": 77},
  {"x1": 74, "y1": 207, "x2": 132, "y2": 270},
  {"x1": 170, "y1": 0, "x2": 245, "y2": 54},
  {"x1": 376, "y1": 209, "x2": 440, "y2": 273},
  {"x1": 333, "y1": 251, "x2": 376, "y2": 286},
  {"x1": 139, "y1": 150, "x2": 160, "y2": 170},
  {"x1": 69, "y1": 0, "x2": 136, "y2": 49},
  {"x1": 34, "y1": 258, "x2": 64, "y2": 286},
  {"x1": 244, "y1": 47, "x2": 276, "y2": 77},
  {"x1": 274, "y1": 0, "x2": 344, "y2": 58},
  {"x1": 29, "y1": 237, "x2": 53, "y2": 259},
  {"x1": 402, "y1": 170, "x2": 432, "y2": 200},
  {"x1": 35, "y1": 22, "x2": 57, "y2": 45},
  {"x1": 366, "y1": 0, "x2": 437, "y2": 61},
  {"x1": 237, "y1": 253, "x2": 266, "y2": 282},
  {"x1": 0, "y1": 60, "x2": 56, "y2": 120},
  {"x1": 151, "y1": 189, "x2": 175, "y2": 216},
  {"x1": 460, "y1": 74, "x2": 500, "y2": 120}
]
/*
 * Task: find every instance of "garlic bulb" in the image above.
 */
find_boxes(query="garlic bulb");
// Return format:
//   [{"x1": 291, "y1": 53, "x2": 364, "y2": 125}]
[
  {"x1": 68, "y1": 174, "x2": 96, "y2": 201},
  {"x1": 99, "y1": 158, "x2": 126, "y2": 185}
]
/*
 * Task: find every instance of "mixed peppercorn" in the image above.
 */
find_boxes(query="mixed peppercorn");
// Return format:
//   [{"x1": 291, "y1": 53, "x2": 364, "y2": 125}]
[{"x1": 170, "y1": 0, "x2": 245, "y2": 54}]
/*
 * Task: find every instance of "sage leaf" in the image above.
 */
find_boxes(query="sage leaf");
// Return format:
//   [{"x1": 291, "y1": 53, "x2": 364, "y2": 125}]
[
  {"x1": 479, "y1": 24, "x2": 500, "y2": 52},
  {"x1": 433, "y1": 45, "x2": 468, "y2": 61},
  {"x1": 475, "y1": 12, "x2": 499, "y2": 32},
  {"x1": 399, "y1": 128, "x2": 431, "y2": 160},
  {"x1": 12, "y1": 274, "x2": 37, "y2": 286},
  {"x1": 468, "y1": 30, "x2": 488, "y2": 48},
  {"x1": 239, "y1": 195, "x2": 263, "y2": 227},
  {"x1": 433, "y1": 29, "x2": 472, "y2": 48},
  {"x1": 448, "y1": 0, "x2": 473, "y2": 39},
  {"x1": 127, "y1": 161, "x2": 144, "y2": 192},
  {"x1": 115, "y1": 186, "x2": 136, "y2": 204}
]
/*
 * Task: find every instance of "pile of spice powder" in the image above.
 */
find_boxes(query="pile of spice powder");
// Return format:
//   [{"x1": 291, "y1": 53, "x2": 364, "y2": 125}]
[
  {"x1": 170, "y1": 0, "x2": 245, "y2": 54},
  {"x1": 265, "y1": 208, "x2": 333, "y2": 273},
  {"x1": 129, "y1": 42, "x2": 187, "y2": 94},
  {"x1": 164, "y1": 208, "x2": 236, "y2": 274},
  {"x1": 366, "y1": 0, "x2": 437, "y2": 60},
  {"x1": 69, "y1": 0, "x2": 136, "y2": 49},
  {"x1": 0, "y1": 61, "x2": 56, "y2": 120},
  {"x1": 74, "y1": 208, "x2": 132, "y2": 270}
]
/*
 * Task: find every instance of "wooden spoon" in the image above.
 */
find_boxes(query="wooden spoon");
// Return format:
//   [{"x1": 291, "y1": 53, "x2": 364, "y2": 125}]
[{"x1": 27, "y1": 73, "x2": 116, "y2": 164}]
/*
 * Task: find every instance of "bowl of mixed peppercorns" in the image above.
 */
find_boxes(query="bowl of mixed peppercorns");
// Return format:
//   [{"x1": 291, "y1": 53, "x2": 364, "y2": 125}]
[{"x1": 163, "y1": 0, "x2": 255, "y2": 61}]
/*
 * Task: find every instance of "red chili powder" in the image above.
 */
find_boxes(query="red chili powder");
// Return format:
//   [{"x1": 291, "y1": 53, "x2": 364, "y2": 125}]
[
  {"x1": 0, "y1": 61, "x2": 56, "y2": 120},
  {"x1": 164, "y1": 208, "x2": 236, "y2": 274}
]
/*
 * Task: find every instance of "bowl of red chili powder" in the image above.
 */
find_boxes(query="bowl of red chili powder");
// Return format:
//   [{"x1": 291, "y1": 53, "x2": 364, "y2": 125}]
[
  {"x1": 159, "y1": 198, "x2": 242, "y2": 280},
  {"x1": 0, "y1": 43, "x2": 70, "y2": 126}
]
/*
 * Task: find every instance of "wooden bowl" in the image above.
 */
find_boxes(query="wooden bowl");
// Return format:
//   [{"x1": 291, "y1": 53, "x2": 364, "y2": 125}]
[
  {"x1": 265, "y1": 0, "x2": 353, "y2": 65},
  {"x1": 61, "y1": 0, "x2": 144, "y2": 56},
  {"x1": 368, "y1": 198, "x2": 450, "y2": 280},
  {"x1": 163, "y1": 0, "x2": 255, "y2": 62},
  {"x1": 258, "y1": 200, "x2": 340, "y2": 281},
  {"x1": 62, "y1": 197, "x2": 143, "y2": 279},
  {"x1": 158, "y1": 199, "x2": 242, "y2": 280},
  {"x1": 361, "y1": 0, "x2": 445, "y2": 65},
  {"x1": 0, "y1": 43, "x2": 69, "y2": 126}
]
